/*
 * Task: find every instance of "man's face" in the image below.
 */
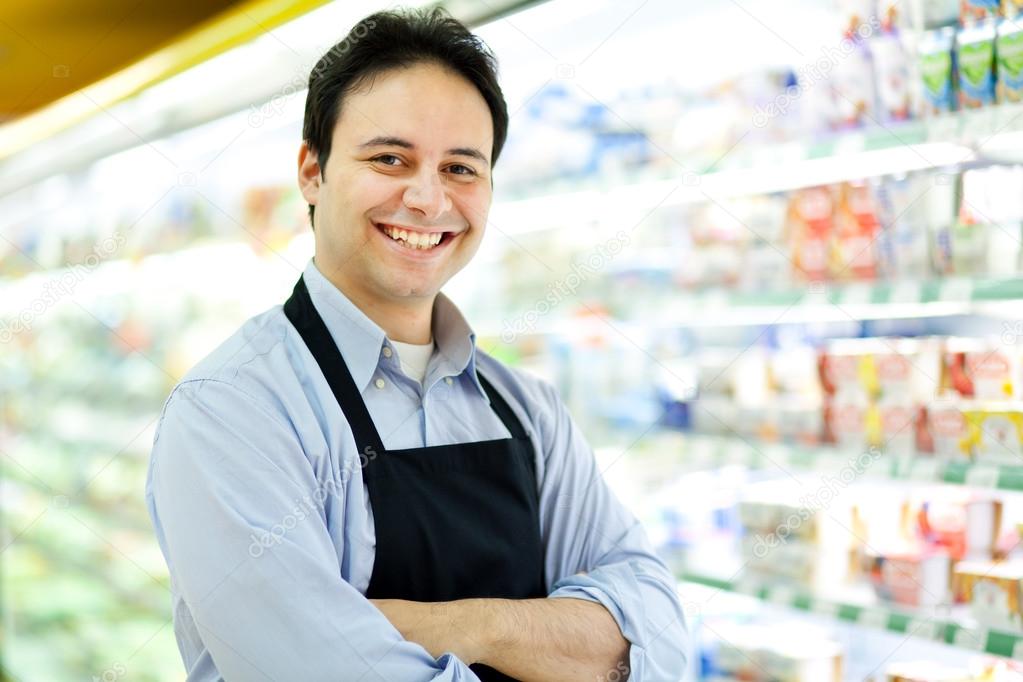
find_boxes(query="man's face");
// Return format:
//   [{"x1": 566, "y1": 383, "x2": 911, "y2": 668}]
[{"x1": 299, "y1": 62, "x2": 494, "y2": 307}]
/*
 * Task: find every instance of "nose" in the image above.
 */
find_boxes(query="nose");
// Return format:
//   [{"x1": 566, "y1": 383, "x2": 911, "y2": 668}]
[{"x1": 402, "y1": 169, "x2": 451, "y2": 221}]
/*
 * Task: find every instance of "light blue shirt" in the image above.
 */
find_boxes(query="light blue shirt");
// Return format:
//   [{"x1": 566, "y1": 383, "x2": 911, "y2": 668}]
[{"x1": 145, "y1": 258, "x2": 688, "y2": 681}]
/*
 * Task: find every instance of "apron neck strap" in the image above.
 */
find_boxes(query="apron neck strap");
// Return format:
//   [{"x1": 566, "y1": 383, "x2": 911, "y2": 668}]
[{"x1": 283, "y1": 276, "x2": 386, "y2": 455}]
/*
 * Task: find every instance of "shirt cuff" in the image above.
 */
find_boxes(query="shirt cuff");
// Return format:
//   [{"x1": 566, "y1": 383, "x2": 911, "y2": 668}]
[{"x1": 548, "y1": 561, "x2": 687, "y2": 682}]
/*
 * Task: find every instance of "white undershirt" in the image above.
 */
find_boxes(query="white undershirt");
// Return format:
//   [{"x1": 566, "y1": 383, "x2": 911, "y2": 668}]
[{"x1": 390, "y1": 338, "x2": 435, "y2": 384}]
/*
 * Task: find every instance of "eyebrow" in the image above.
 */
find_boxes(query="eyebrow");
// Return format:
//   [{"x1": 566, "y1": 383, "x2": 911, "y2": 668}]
[{"x1": 358, "y1": 136, "x2": 489, "y2": 165}]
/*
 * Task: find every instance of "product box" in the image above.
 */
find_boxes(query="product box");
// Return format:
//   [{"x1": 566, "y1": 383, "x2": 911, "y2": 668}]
[
  {"x1": 872, "y1": 30, "x2": 914, "y2": 122},
  {"x1": 787, "y1": 186, "x2": 836, "y2": 282},
  {"x1": 885, "y1": 662, "x2": 975, "y2": 681},
  {"x1": 865, "y1": 550, "x2": 951, "y2": 606},
  {"x1": 957, "y1": 21, "x2": 998, "y2": 108},
  {"x1": 966, "y1": 346, "x2": 1019, "y2": 399},
  {"x1": 832, "y1": 37, "x2": 877, "y2": 128},
  {"x1": 926, "y1": 399, "x2": 971, "y2": 458},
  {"x1": 879, "y1": 397, "x2": 918, "y2": 453},
  {"x1": 954, "y1": 559, "x2": 1023, "y2": 629},
  {"x1": 919, "y1": 28, "x2": 958, "y2": 115},
  {"x1": 964, "y1": 402, "x2": 1023, "y2": 463},
  {"x1": 941, "y1": 338, "x2": 1020, "y2": 399},
  {"x1": 826, "y1": 394, "x2": 880, "y2": 450},
  {"x1": 832, "y1": 182, "x2": 882, "y2": 280},
  {"x1": 961, "y1": 0, "x2": 1002, "y2": 24},
  {"x1": 710, "y1": 621, "x2": 843, "y2": 682},
  {"x1": 997, "y1": 20, "x2": 1023, "y2": 103}
]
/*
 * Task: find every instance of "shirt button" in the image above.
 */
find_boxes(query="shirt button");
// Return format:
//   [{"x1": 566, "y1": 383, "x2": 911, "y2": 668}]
[
  {"x1": 374, "y1": 378, "x2": 386, "y2": 389},
  {"x1": 381, "y1": 347, "x2": 392, "y2": 358},
  {"x1": 444, "y1": 377, "x2": 453, "y2": 385}
]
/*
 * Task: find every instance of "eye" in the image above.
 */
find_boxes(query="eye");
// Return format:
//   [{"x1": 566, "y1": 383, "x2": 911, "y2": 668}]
[
  {"x1": 447, "y1": 164, "x2": 477, "y2": 177},
  {"x1": 371, "y1": 154, "x2": 403, "y2": 167}
]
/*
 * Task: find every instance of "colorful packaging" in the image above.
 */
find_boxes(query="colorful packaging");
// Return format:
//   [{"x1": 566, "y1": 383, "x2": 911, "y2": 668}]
[
  {"x1": 954, "y1": 559, "x2": 1023, "y2": 629},
  {"x1": 961, "y1": 0, "x2": 1002, "y2": 24},
  {"x1": 967, "y1": 348, "x2": 1018, "y2": 399},
  {"x1": 875, "y1": 174, "x2": 934, "y2": 280},
  {"x1": 998, "y1": 21, "x2": 1023, "y2": 104},
  {"x1": 878, "y1": 397, "x2": 918, "y2": 453},
  {"x1": 927, "y1": 400, "x2": 971, "y2": 458},
  {"x1": 866, "y1": 550, "x2": 951, "y2": 606},
  {"x1": 828, "y1": 394, "x2": 880, "y2": 450},
  {"x1": 832, "y1": 38, "x2": 877, "y2": 128},
  {"x1": 943, "y1": 338, "x2": 1020, "y2": 399},
  {"x1": 787, "y1": 186, "x2": 835, "y2": 282},
  {"x1": 832, "y1": 182, "x2": 882, "y2": 281},
  {"x1": 872, "y1": 31, "x2": 914, "y2": 121},
  {"x1": 885, "y1": 662, "x2": 976, "y2": 681},
  {"x1": 919, "y1": 28, "x2": 958, "y2": 115},
  {"x1": 965, "y1": 402, "x2": 1023, "y2": 462},
  {"x1": 957, "y1": 21, "x2": 998, "y2": 108}
]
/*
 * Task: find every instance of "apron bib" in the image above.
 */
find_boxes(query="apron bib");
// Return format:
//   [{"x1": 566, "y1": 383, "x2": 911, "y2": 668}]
[{"x1": 284, "y1": 276, "x2": 545, "y2": 681}]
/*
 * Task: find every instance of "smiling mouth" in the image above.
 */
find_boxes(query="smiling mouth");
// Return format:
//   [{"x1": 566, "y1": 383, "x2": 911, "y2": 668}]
[{"x1": 375, "y1": 222, "x2": 455, "y2": 250}]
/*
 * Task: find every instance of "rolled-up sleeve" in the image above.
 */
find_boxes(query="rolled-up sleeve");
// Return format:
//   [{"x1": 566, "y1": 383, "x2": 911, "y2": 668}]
[
  {"x1": 535, "y1": 381, "x2": 688, "y2": 681},
  {"x1": 146, "y1": 378, "x2": 480, "y2": 682}
]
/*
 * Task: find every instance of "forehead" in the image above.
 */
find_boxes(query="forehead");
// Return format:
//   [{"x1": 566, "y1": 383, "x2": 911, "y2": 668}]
[{"x1": 333, "y1": 62, "x2": 493, "y2": 153}]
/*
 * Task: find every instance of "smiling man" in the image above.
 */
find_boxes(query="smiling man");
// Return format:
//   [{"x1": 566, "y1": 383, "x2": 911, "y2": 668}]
[{"x1": 146, "y1": 8, "x2": 687, "y2": 682}]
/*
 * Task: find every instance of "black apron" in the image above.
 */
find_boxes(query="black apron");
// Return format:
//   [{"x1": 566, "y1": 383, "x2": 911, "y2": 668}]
[{"x1": 284, "y1": 276, "x2": 546, "y2": 682}]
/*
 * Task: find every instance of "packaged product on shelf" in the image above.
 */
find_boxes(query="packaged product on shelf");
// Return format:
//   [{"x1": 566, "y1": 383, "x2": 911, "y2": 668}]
[
  {"x1": 865, "y1": 549, "x2": 951, "y2": 606},
  {"x1": 826, "y1": 392, "x2": 880, "y2": 450},
  {"x1": 917, "y1": 494, "x2": 1002, "y2": 558},
  {"x1": 738, "y1": 194, "x2": 791, "y2": 292},
  {"x1": 954, "y1": 559, "x2": 1023, "y2": 630},
  {"x1": 820, "y1": 340, "x2": 876, "y2": 398},
  {"x1": 832, "y1": 181, "x2": 882, "y2": 281},
  {"x1": 961, "y1": 0, "x2": 1003, "y2": 24},
  {"x1": 957, "y1": 21, "x2": 998, "y2": 109},
  {"x1": 964, "y1": 402, "x2": 1023, "y2": 463},
  {"x1": 997, "y1": 20, "x2": 1023, "y2": 103},
  {"x1": 831, "y1": 36, "x2": 877, "y2": 128},
  {"x1": 926, "y1": 399, "x2": 972, "y2": 458},
  {"x1": 885, "y1": 662, "x2": 975, "y2": 681},
  {"x1": 876, "y1": 173, "x2": 934, "y2": 280},
  {"x1": 872, "y1": 28, "x2": 915, "y2": 122},
  {"x1": 838, "y1": 0, "x2": 877, "y2": 38},
  {"x1": 942, "y1": 338, "x2": 1019, "y2": 399},
  {"x1": 787, "y1": 186, "x2": 836, "y2": 282},
  {"x1": 705, "y1": 621, "x2": 843, "y2": 682},
  {"x1": 918, "y1": 28, "x2": 958, "y2": 115},
  {"x1": 959, "y1": 165, "x2": 1023, "y2": 276},
  {"x1": 874, "y1": 338, "x2": 943, "y2": 401},
  {"x1": 878, "y1": 396, "x2": 919, "y2": 453}
]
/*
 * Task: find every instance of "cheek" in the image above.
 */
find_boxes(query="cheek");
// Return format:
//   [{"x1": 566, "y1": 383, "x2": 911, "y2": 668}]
[{"x1": 457, "y1": 186, "x2": 492, "y2": 228}]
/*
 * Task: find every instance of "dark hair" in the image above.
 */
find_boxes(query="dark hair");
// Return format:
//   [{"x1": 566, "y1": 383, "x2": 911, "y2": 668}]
[{"x1": 302, "y1": 7, "x2": 508, "y2": 227}]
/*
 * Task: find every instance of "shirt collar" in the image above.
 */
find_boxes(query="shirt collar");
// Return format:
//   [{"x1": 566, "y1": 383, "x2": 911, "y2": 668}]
[
  {"x1": 431, "y1": 291, "x2": 489, "y2": 403},
  {"x1": 302, "y1": 259, "x2": 487, "y2": 400}
]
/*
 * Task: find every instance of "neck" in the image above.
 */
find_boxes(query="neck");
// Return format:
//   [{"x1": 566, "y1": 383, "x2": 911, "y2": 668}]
[{"x1": 316, "y1": 267, "x2": 434, "y2": 344}]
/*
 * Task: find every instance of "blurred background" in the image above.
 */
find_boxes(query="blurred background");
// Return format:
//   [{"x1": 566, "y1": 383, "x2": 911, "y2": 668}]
[{"x1": 6, "y1": 0, "x2": 1023, "y2": 679}]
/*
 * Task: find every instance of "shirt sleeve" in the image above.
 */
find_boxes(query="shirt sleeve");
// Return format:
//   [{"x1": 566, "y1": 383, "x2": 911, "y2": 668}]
[
  {"x1": 145, "y1": 378, "x2": 480, "y2": 682},
  {"x1": 534, "y1": 380, "x2": 689, "y2": 682}
]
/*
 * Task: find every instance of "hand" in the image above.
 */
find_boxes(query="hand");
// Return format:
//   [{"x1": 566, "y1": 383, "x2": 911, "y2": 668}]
[{"x1": 370, "y1": 598, "x2": 491, "y2": 665}]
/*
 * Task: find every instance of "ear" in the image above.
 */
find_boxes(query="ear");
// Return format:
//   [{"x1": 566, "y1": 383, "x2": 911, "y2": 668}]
[{"x1": 297, "y1": 141, "x2": 322, "y2": 207}]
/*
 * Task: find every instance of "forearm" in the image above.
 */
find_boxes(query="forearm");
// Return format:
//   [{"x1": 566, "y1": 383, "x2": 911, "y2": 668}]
[{"x1": 373, "y1": 597, "x2": 629, "y2": 682}]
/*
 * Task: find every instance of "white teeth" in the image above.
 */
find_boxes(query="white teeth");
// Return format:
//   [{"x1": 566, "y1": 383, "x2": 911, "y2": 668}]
[{"x1": 379, "y1": 224, "x2": 445, "y2": 250}]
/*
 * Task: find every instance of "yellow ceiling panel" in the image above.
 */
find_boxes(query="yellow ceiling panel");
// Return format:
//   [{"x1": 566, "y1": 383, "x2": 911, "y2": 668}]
[{"x1": 0, "y1": 0, "x2": 249, "y2": 123}]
